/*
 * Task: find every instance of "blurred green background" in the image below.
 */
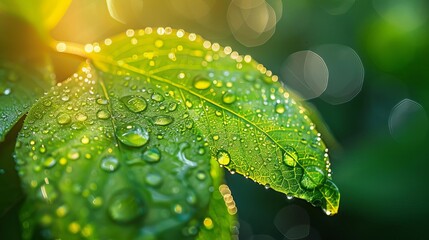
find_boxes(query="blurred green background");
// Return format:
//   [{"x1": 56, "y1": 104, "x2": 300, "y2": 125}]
[{"x1": 1, "y1": 0, "x2": 429, "y2": 239}]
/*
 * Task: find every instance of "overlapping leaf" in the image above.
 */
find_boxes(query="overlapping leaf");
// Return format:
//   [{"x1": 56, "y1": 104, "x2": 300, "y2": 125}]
[{"x1": 0, "y1": 13, "x2": 54, "y2": 142}]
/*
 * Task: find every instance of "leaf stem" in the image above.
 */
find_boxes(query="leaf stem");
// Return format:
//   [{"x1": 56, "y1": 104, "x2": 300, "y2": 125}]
[{"x1": 49, "y1": 38, "x2": 88, "y2": 59}]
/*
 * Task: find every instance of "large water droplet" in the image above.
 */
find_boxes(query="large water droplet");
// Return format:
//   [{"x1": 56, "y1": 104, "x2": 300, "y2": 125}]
[
  {"x1": 108, "y1": 189, "x2": 145, "y2": 223},
  {"x1": 100, "y1": 156, "x2": 120, "y2": 172},
  {"x1": 222, "y1": 91, "x2": 237, "y2": 104},
  {"x1": 96, "y1": 110, "x2": 111, "y2": 119},
  {"x1": 152, "y1": 115, "x2": 174, "y2": 126},
  {"x1": 142, "y1": 147, "x2": 161, "y2": 163},
  {"x1": 193, "y1": 76, "x2": 212, "y2": 90},
  {"x1": 283, "y1": 147, "x2": 298, "y2": 167},
  {"x1": 121, "y1": 95, "x2": 147, "y2": 113},
  {"x1": 57, "y1": 113, "x2": 71, "y2": 125},
  {"x1": 116, "y1": 124, "x2": 149, "y2": 147},
  {"x1": 300, "y1": 166, "x2": 326, "y2": 189},
  {"x1": 275, "y1": 103, "x2": 286, "y2": 114},
  {"x1": 217, "y1": 150, "x2": 231, "y2": 166}
]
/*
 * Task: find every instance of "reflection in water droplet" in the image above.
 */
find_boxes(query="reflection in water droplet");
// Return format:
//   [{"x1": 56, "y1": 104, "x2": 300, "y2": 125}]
[
  {"x1": 100, "y1": 156, "x2": 120, "y2": 172},
  {"x1": 193, "y1": 76, "x2": 212, "y2": 90},
  {"x1": 116, "y1": 124, "x2": 149, "y2": 147},
  {"x1": 108, "y1": 189, "x2": 145, "y2": 223},
  {"x1": 96, "y1": 98, "x2": 108, "y2": 105},
  {"x1": 217, "y1": 150, "x2": 231, "y2": 166},
  {"x1": 57, "y1": 113, "x2": 71, "y2": 125},
  {"x1": 121, "y1": 95, "x2": 147, "y2": 113},
  {"x1": 152, "y1": 115, "x2": 174, "y2": 126},
  {"x1": 97, "y1": 110, "x2": 111, "y2": 119},
  {"x1": 145, "y1": 173, "x2": 163, "y2": 186},
  {"x1": 300, "y1": 166, "x2": 326, "y2": 189},
  {"x1": 222, "y1": 91, "x2": 237, "y2": 104},
  {"x1": 142, "y1": 147, "x2": 161, "y2": 163}
]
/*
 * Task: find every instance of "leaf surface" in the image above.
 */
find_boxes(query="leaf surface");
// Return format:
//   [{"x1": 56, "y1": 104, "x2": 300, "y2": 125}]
[
  {"x1": 16, "y1": 63, "x2": 216, "y2": 239},
  {"x1": 0, "y1": 13, "x2": 55, "y2": 142},
  {"x1": 87, "y1": 28, "x2": 340, "y2": 214}
]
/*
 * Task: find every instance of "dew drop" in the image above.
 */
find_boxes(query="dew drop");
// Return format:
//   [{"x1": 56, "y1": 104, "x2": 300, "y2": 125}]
[
  {"x1": 168, "y1": 102, "x2": 177, "y2": 111},
  {"x1": 196, "y1": 170, "x2": 207, "y2": 181},
  {"x1": 81, "y1": 136, "x2": 90, "y2": 144},
  {"x1": 57, "y1": 113, "x2": 71, "y2": 125},
  {"x1": 3, "y1": 88, "x2": 11, "y2": 95},
  {"x1": 121, "y1": 95, "x2": 147, "y2": 113},
  {"x1": 203, "y1": 217, "x2": 214, "y2": 230},
  {"x1": 43, "y1": 100, "x2": 52, "y2": 107},
  {"x1": 43, "y1": 157, "x2": 57, "y2": 168},
  {"x1": 275, "y1": 103, "x2": 286, "y2": 114},
  {"x1": 222, "y1": 91, "x2": 237, "y2": 104},
  {"x1": 145, "y1": 173, "x2": 163, "y2": 186},
  {"x1": 96, "y1": 98, "x2": 108, "y2": 105},
  {"x1": 67, "y1": 149, "x2": 80, "y2": 160},
  {"x1": 193, "y1": 76, "x2": 212, "y2": 90},
  {"x1": 283, "y1": 148, "x2": 298, "y2": 167},
  {"x1": 76, "y1": 113, "x2": 88, "y2": 122},
  {"x1": 217, "y1": 150, "x2": 231, "y2": 166},
  {"x1": 108, "y1": 189, "x2": 145, "y2": 223},
  {"x1": 116, "y1": 124, "x2": 149, "y2": 147},
  {"x1": 300, "y1": 166, "x2": 326, "y2": 189},
  {"x1": 96, "y1": 110, "x2": 111, "y2": 119},
  {"x1": 151, "y1": 93, "x2": 164, "y2": 102},
  {"x1": 142, "y1": 147, "x2": 161, "y2": 163},
  {"x1": 100, "y1": 156, "x2": 120, "y2": 172},
  {"x1": 152, "y1": 115, "x2": 174, "y2": 126}
]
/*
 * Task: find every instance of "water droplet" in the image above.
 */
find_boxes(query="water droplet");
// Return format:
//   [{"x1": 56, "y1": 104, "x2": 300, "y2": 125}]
[
  {"x1": 283, "y1": 148, "x2": 298, "y2": 167},
  {"x1": 217, "y1": 150, "x2": 231, "y2": 166},
  {"x1": 43, "y1": 157, "x2": 56, "y2": 168},
  {"x1": 96, "y1": 110, "x2": 111, "y2": 119},
  {"x1": 151, "y1": 93, "x2": 164, "y2": 102},
  {"x1": 121, "y1": 95, "x2": 147, "y2": 113},
  {"x1": 3, "y1": 88, "x2": 11, "y2": 95},
  {"x1": 67, "y1": 149, "x2": 80, "y2": 160},
  {"x1": 173, "y1": 204, "x2": 183, "y2": 214},
  {"x1": 264, "y1": 184, "x2": 270, "y2": 189},
  {"x1": 286, "y1": 195, "x2": 294, "y2": 200},
  {"x1": 43, "y1": 100, "x2": 52, "y2": 107},
  {"x1": 275, "y1": 103, "x2": 286, "y2": 114},
  {"x1": 145, "y1": 173, "x2": 163, "y2": 186},
  {"x1": 142, "y1": 147, "x2": 161, "y2": 163},
  {"x1": 68, "y1": 222, "x2": 81, "y2": 234},
  {"x1": 76, "y1": 113, "x2": 88, "y2": 122},
  {"x1": 168, "y1": 102, "x2": 177, "y2": 111},
  {"x1": 203, "y1": 217, "x2": 214, "y2": 230},
  {"x1": 57, "y1": 113, "x2": 71, "y2": 125},
  {"x1": 108, "y1": 189, "x2": 145, "y2": 223},
  {"x1": 197, "y1": 147, "x2": 205, "y2": 155},
  {"x1": 116, "y1": 124, "x2": 149, "y2": 147},
  {"x1": 81, "y1": 136, "x2": 90, "y2": 144},
  {"x1": 152, "y1": 115, "x2": 174, "y2": 126},
  {"x1": 222, "y1": 91, "x2": 237, "y2": 104},
  {"x1": 39, "y1": 184, "x2": 58, "y2": 203},
  {"x1": 56, "y1": 205, "x2": 68, "y2": 217},
  {"x1": 300, "y1": 166, "x2": 326, "y2": 189},
  {"x1": 100, "y1": 156, "x2": 120, "y2": 172},
  {"x1": 96, "y1": 98, "x2": 108, "y2": 105},
  {"x1": 196, "y1": 170, "x2": 207, "y2": 180},
  {"x1": 61, "y1": 95, "x2": 70, "y2": 102},
  {"x1": 193, "y1": 76, "x2": 212, "y2": 90}
]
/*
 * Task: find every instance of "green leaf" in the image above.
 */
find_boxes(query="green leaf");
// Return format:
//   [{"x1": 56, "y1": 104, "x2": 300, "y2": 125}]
[
  {"x1": 16, "y1": 63, "x2": 215, "y2": 239},
  {"x1": 87, "y1": 28, "x2": 340, "y2": 214},
  {"x1": 196, "y1": 157, "x2": 238, "y2": 240},
  {"x1": 0, "y1": 13, "x2": 55, "y2": 142},
  {"x1": 0, "y1": 0, "x2": 71, "y2": 38}
]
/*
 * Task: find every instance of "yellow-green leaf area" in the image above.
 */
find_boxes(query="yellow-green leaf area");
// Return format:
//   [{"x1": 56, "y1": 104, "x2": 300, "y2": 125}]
[
  {"x1": 0, "y1": 0, "x2": 71, "y2": 37},
  {"x1": 86, "y1": 28, "x2": 340, "y2": 215},
  {"x1": 15, "y1": 64, "x2": 215, "y2": 239}
]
